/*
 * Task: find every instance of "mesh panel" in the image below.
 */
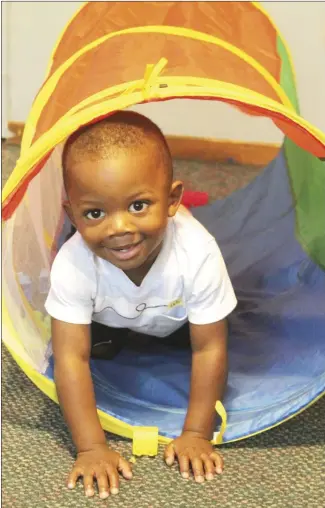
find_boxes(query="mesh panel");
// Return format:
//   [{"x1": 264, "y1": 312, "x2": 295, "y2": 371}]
[{"x1": 2, "y1": 146, "x2": 65, "y2": 370}]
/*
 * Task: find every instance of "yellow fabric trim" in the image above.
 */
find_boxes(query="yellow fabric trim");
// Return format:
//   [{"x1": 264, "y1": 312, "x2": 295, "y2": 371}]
[
  {"x1": 3, "y1": 81, "x2": 324, "y2": 208},
  {"x1": 3, "y1": 299, "x2": 324, "y2": 445},
  {"x1": 21, "y1": 24, "x2": 293, "y2": 153},
  {"x1": 61, "y1": 77, "x2": 278, "y2": 121},
  {"x1": 66, "y1": 83, "x2": 319, "y2": 138},
  {"x1": 64, "y1": 80, "x2": 146, "y2": 116},
  {"x1": 142, "y1": 57, "x2": 168, "y2": 100},
  {"x1": 213, "y1": 401, "x2": 228, "y2": 445}
]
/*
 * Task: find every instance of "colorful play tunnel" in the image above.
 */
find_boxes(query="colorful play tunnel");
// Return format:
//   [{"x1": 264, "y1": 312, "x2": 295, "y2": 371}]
[{"x1": 2, "y1": 2, "x2": 325, "y2": 448}]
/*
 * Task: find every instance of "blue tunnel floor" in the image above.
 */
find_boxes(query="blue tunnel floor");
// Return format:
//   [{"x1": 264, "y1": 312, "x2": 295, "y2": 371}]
[{"x1": 45, "y1": 150, "x2": 325, "y2": 441}]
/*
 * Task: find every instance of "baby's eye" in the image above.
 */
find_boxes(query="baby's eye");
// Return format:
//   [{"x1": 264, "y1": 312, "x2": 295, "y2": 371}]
[
  {"x1": 85, "y1": 209, "x2": 105, "y2": 220},
  {"x1": 128, "y1": 201, "x2": 149, "y2": 213}
]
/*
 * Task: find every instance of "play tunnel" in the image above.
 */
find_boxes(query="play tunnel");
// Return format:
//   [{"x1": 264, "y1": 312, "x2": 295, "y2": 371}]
[{"x1": 2, "y1": 2, "x2": 325, "y2": 447}]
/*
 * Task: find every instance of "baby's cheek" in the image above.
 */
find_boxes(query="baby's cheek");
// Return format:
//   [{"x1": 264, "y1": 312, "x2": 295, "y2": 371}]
[
  {"x1": 77, "y1": 224, "x2": 100, "y2": 246},
  {"x1": 142, "y1": 210, "x2": 168, "y2": 234}
]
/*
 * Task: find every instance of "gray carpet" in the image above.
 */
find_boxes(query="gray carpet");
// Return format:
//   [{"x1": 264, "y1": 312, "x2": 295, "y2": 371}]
[
  {"x1": 2, "y1": 348, "x2": 325, "y2": 508},
  {"x1": 2, "y1": 144, "x2": 325, "y2": 507}
]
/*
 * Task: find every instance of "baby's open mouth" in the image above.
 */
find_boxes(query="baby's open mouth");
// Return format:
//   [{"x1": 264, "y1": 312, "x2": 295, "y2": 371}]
[
  {"x1": 111, "y1": 241, "x2": 141, "y2": 251},
  {"x1": 107, "y1": 241, "x2": 144, "y2": 261}
]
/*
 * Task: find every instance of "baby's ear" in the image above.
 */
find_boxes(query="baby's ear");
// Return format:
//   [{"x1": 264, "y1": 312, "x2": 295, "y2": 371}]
[
  {"x1": 168, "y1": 181, "x2": 184, "y2": 217},
  {"x1": 63, "y1": 200, "x2": 76, "y2": 227}
]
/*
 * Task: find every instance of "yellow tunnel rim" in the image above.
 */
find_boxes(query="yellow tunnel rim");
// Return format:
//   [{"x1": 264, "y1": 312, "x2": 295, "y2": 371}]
[
  {"x1": 3, "y1": 275, "x2": 324, "y2": 446},
  {"x1": 21, "y1": 23, "x2": 294, "y2": 153},
  {"x1": 3, "y1": 79, "x2": 325, "y2": 213},
  {"x1": 2, "y1": 337, "x2": 324, "y2": 446}
]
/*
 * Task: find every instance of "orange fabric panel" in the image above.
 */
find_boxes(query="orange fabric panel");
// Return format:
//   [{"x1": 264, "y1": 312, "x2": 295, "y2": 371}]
[
  {"x1": 272, "y1": 118, "x2": 325, "y2": 156},
  {"x1": 3, "y1": 95, "x2": 323, "y2": 222},
  {"x1": 48, "y1": 2, "x2": 280, "y2": 81},
  {"x1": 73, "y1": 94, "x2": 125, "y2": 116},
  {"x1": 33, "y1": 32, "x2": 281, "y2": 143}
]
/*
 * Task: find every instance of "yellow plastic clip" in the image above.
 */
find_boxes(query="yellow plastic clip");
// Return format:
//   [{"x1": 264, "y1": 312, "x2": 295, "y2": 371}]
[
  {"x1": 212, "y1": 401, "x2": 228, "y2": 445},
  {"x1": 142, "y1": 57, "x2": 168, "y2": 100},
  {"x1": 118, "y1": 57, "x2": 168, "y2": 100},
  {"x1": 132, "y1": 426, "x2": 159, "y2": 457}
]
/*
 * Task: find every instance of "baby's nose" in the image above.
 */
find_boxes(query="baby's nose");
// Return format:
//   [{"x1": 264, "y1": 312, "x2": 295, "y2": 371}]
[{"x1": 105, "y1": 212, "x2": 135, "y2": 237}]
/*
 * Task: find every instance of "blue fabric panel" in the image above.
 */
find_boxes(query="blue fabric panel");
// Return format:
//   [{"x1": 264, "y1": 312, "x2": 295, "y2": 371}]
[{"x1": 45, "y1": 149, "x2": 325, "y2": 441}]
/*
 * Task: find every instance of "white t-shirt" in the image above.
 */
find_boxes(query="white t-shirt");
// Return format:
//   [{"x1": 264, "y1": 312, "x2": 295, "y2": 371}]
[{"x1": 45, "y1": 208, "x2": 237, "y2": 337}]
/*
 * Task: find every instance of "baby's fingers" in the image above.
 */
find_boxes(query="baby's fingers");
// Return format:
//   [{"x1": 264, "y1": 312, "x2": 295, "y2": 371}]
[
  {"x1": 201, "y1": 454, "x2": 215, "y2": 481},
  {"x1": 83, "y1": 472, "x2": 96, "y2": 497},
  {"x1": 96, "y1": 469, "x2": 110, "y2": 499},
  {"x1": 178, "y1": 455, "x2": 191, "y2": 480},
  {"x1": 67, "y1": 467, "x2": 82, "y2": 490},
  {"x1": 117, "y1": 457, "x2": 133, "y2": 480},
  {"x1": 210, "y1": 451, "x2": 224, "y2": 474},
  {"x1": 164, "y1": 443, "x2": 176, "y2": 467},
  {"x1": 106, "y1": 465, "x2": 120, "y2": 495},
  {"x1": 190, "y1": 457, "x2": 205, "y2": 483}
]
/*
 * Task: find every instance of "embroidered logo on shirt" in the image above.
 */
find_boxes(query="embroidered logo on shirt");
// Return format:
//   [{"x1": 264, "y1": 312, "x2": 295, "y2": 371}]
[
  {"x1": 94, "y1": 297, "x2": 184, "y2": 320},
  {"x1": 168, "y1": 298, "x2": 183, "y2": 309}
]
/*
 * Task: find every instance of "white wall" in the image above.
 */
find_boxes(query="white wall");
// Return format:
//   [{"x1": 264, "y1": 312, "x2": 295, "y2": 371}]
[
  {"x1": 2, "y1": 1, "x2": 82, "y2": 137},
  {"x1": 1, "y1": 3, "x2": 10, "y2": 136},
  {"x1": 264, "y1": 1, "x2": 325, "y2": 132},
  {"x1": 2, "y1": 1, "x2": 325, "y2": 142}
]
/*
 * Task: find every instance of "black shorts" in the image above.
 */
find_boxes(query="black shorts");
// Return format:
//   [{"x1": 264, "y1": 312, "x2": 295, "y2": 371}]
[{"x1": 91, "y1": 321, "x2": 191, "y2": 360}]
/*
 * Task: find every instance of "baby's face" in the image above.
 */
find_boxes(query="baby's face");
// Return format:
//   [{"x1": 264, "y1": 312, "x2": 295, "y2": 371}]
[{"x1": 65, "y1": 147, "x2": 182, "y2": 275}]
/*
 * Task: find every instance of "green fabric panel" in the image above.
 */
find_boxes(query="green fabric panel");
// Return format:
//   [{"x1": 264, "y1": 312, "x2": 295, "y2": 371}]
[
  {"x1": 278, "y1": 35, "x2": 324, "y2": 268},
  {"x1": 284, "y1": 137, "x2": 325, "y2": 269},
  {"x1": 276, "y1": 36, "x2": 300, "y2": 113}
]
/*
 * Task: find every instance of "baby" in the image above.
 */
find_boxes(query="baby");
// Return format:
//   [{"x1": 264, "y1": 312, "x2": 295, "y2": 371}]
[{"x1": 45, "y1": 110, "x2": 237, "y2": 499}]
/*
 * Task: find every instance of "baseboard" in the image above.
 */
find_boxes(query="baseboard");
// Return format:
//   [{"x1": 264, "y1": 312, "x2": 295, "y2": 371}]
[
  {"x1": 167, "y1": 136, "x2": 280, "y2": 166},
  {"x1": 5, "y1": 121, "x2": 25, "y2": 146},
  {"x1": 6, "y1": 121, "x2": 280, "y2": 166}
]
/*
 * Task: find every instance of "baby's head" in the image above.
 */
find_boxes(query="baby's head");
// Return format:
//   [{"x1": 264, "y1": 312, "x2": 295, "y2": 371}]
[{"x1": 62, "y1": 110, "x2": 183, "y2": 277}]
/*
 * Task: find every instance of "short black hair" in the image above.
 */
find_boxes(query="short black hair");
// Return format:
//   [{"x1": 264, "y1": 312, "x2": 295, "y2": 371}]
[{"x1": 62, "y1": 110, "x2": 173, "y2": 191}]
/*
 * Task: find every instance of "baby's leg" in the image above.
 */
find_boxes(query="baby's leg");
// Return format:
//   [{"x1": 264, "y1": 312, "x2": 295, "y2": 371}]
[
  {"x1": 90, "y1": 322, "x2": 191, "y2": 360},
  {"x1": 90, "y1": 321, "x2": 129, "y2": 360}
]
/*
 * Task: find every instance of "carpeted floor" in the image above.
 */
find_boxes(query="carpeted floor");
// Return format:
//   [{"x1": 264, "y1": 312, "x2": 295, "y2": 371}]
[{"x1": 2, "y1": 143, "x2": 325, "y2": 508}]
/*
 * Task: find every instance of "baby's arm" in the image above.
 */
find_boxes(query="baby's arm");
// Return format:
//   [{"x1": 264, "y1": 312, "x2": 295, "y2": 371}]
[
  {"x1": 164, "y1": 239, "x2": 236, "y2": 482},
  {"x1": 164, "y1": 320, "x2": 227, "y2": 482},
  {"x1": 52, "y1": 319, "x2": 132, "y2": 498},
  {"x1": 183, "y1": 319, "x2": 228, "y2": 438}
]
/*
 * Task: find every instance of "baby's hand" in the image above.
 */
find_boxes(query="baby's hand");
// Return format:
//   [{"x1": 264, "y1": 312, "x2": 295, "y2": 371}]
[
  {"x1": 164, "y1": 431, "x2": 223, "y2": 483},
  {"x1": 67, "y1": 443, "x2": 133, "y2": 499}
]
